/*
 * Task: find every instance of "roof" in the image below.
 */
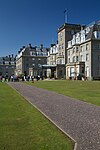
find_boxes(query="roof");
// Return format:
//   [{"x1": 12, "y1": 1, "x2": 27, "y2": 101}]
[{"x1": 58, "y1": 23, "x2": 81, "y2": 33}]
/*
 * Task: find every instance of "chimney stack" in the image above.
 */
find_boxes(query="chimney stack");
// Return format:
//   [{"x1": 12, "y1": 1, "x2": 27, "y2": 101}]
[
  {"x1": 40, "y1": 44, "x2": 43, "y2": 50},
  {"x1": 22, "y1": 46, "x2": 25, "y2": 49},
  {"x1": 29, "y1": 43, "x2": 32, "y2": 48}
]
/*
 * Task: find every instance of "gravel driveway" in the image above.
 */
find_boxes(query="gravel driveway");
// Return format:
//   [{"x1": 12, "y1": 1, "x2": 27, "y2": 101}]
[{"x1": 8, "y1": 82, "x2": 100, "y2": 150}]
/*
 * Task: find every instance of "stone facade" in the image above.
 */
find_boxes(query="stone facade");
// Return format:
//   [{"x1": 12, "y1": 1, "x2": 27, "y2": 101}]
[
  {"x1": 0, "y1": 55, "x2": 16, "y2": 77},
  {"x1": 57, "y1": 23, "x2": 82, "y2": 78},
  {"x1": 66, "y1": 22, "x2": 100, "y2": 80},
  {"x1": 46, "y1": 43, "x2": 58, "y2": 78},
  {"x1": 15, "y1": 44, "x2": 49, "y2": 78}
]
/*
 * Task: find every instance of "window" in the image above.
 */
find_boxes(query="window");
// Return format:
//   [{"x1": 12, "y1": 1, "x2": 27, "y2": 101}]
[
  {"x1": 73, "y1": 56, "x2": 75, "y2": 62},
  {"x1": 76, "y1": 56, "x2": 78, "y2": 62},
  {"x1": 59, "y1": 45, "x2": 61, "y2": 50},
  {"x1": 86, "y1": 66, "x2": 89, "y2": 77},
  {"x1": 97, "y1": 32, "x2": 100, "y2": 38},
  {"x1": 68, "y1": 58, "x2": 70, "y2": 63},
  {"x1": 43, "y1": 52, "x2": 47, "y2": 56},
  {"x1": 62, "y1": 43, "x2": 64, "y2": 49},
  {"x1": 60, "y1": 32, "x2": 63, "y2": 41},
  {"x1": 31, "y1": 52, "x2": 36, "y2": 56},
  {"x1": 60, "y1": 59, "x2": 63, "y2": 64},
  {"x1": 50, "y1": 61, "x2": 53, "y2": 65},
  {"x1": 80, "y1": 46, "x2": 84, "y2": 52},
  {"x1": 81, "y1": 55, "x2": 83, "y2": 61},
  {"x1": 73, "y1": 47, "x2": 75, "y2": 53},
  {"x1": 50, "y1": 55, "x2": 53, "y2": 60},
  {"x1": 76, "y1": 47, "x2": 78, "y2": 53},
  {"x1": 57, "y1": 60, "x2": 59, "y2": 64},
  {"x1": 68, "y1": 50, "x2": 70, "y2": 56},
  {"x1": 38, "y1": 64, "x2": 42, "y2": 67},
  {"x1": 86, "y1": 54, "x2": 89, "y2": 61},
  {"x1": 81, "y1": 66, "x2": 85, "y2": 74},
  {"x1": 11, "y1": 62, "x2": 15, "y2": 65},
  {"x1": 71, "y1": 67, "x2": 74, "y2": 77},
  {"x1": 5, "y1": 61, "x2": 9, "y2": 64},
  {"x1": 86, "y1": 44, "x2": 89, "y2": 51}
]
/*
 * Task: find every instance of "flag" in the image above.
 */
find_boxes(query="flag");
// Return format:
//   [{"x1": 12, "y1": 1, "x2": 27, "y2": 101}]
[{"x1": 64, "y1": 10, "x2": 67, "y2": 14}]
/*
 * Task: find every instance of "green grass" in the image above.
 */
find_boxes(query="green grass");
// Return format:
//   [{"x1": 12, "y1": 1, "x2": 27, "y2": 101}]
[
  {"x1": 26, "y1": 80, "x2": 100, "y2": 106},
  {"x1": 0, "y1": 82, "x2": 73, "y2": 150}
]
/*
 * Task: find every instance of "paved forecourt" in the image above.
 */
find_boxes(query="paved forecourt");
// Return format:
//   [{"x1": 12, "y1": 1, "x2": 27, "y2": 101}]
[{"x1": 8, "y1": 82, "x2": 100, "y2": 150}]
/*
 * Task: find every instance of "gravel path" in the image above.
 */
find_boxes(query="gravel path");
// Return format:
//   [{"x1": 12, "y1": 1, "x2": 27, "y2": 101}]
[{"x1": 8, "y1": 82, "x2": 100, "y2": 150}]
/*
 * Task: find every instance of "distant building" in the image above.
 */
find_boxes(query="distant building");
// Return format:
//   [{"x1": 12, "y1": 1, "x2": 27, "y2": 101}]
[
  {"x1": 0, "y1": 54, "x2": 16, "y2": 77},
  {"x1": 15, "y1": 44, "x2": 49, "y2": 78},
  {"x1": 46, "y1": 43, "x2": 58, "y2": 78},
  {"x1": 66, "y1": 21, "x2": 100, "y2": 80}
]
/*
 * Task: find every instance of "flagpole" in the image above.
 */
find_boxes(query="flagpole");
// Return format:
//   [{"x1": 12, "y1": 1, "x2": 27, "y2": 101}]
[{"x1": 64, "y1": 10, "x2": 68, "y2": 23}]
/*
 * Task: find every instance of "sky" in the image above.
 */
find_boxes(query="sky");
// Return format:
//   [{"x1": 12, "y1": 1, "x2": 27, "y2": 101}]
[{"x1": 0, "y1": 0, "x2": 100, "y2": 56}]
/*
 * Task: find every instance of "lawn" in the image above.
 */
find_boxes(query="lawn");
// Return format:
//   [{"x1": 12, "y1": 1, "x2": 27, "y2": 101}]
[
  {"x1": 0, "y1": 82, "x2": 73, "y2": 150},
  {"x1": 27, "y1": 80, "x2": 100, "y2": 106}
]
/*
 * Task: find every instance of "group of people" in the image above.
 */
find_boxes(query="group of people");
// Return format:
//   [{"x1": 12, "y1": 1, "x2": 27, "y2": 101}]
[
  {"x1": 0, "y1": 74, "x2": 19, "y2": 82},
  {"x1": 0, "y1": 74, "x2": 43, "y2": 82}
]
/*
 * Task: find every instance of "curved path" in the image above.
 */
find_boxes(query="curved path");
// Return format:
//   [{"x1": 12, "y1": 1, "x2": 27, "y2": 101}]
[{"x1": 8, "y1": 82, "x2": 100, "y2": 150}]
